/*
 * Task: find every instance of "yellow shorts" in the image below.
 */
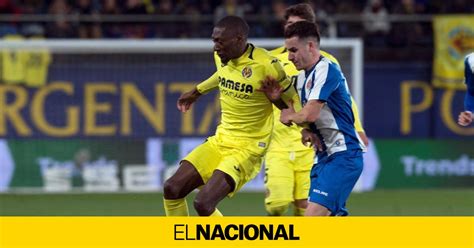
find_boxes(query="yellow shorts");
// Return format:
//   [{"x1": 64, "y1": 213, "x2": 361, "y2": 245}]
[
  {"x1": 182, "y1": 135, "x2": 265, "y2": 197},
  {"x1": 264, "y1": 149, "x2": 314, "y2": 204}
]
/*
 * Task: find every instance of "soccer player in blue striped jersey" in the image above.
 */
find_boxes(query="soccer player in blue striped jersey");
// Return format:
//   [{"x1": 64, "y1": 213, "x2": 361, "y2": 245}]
[
  {"x1": 260, "y1": 21, "x2": 365, "y2": 216},
  {"x1": 264, "y1": 3, "x2": 368, "y2": 216},
  {"x1": 458, "y1": 53, "x2": 474, "y2": 126}
]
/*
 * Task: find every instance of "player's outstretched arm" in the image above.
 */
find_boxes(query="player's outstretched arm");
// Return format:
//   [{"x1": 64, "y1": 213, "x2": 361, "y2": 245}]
[
  {"x1": 196, "y1": 72, "x2": 219, "y2": 94},
  {"x1": 350, "y1": 98, "x2": 369, "y2": 147},
  {"x1": 358, "y1": 131, "x2": 369, "y2": 147},
  {"x1": 281, "y1": 99, "x2": 324, "y2": 126},
  {"x1": 177, "y1": 72, "x2": 220, "y2": 113},
  {"x1": 177, "y1": 87, "x2": 202, "y2": 113},
  {"x1": 301, "y1": 128, "x2": 322, "y2": 152}
]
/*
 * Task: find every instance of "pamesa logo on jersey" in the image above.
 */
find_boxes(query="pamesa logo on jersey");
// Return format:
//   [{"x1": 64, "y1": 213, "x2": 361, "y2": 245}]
[
  {"x1": 242, "y1": 66, "x2": 252, "y2": 78},
  {"x1": 219, "y1": 76, "x2": 253, "y2": 93}
]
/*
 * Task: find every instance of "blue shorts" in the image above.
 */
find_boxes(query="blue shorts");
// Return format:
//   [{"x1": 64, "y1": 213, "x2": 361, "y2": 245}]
[{"x1": 308, "y1": 149, "x2": 363, "y2": 216}]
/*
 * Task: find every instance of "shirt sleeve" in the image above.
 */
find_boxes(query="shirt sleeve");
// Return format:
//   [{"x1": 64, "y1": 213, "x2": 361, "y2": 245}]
[
  {"x1": 196, "y1": 72, "x2": 219, "y2": 95},
  {"x1": 308, "y1": 61, "x2": 339, "y2": 102},
  {"x1": 270, "y1": 58, "x2": 291, "y2": 89},
  {"x1": 269, "y1": 58, "x2": 300, "y2": 109}
]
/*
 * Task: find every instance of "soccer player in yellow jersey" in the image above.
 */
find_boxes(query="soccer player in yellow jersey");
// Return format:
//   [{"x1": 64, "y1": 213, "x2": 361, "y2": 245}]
[
  {"x1": 263, "y1": 3, "x2": 369, "y2": 216},
  {"x1": 163, "y1": 16, "x2": 297, "y2": 216}
]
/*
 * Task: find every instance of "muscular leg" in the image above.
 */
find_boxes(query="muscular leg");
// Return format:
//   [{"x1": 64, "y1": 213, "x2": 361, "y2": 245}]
[
  {"x1": 163, "y1": 161, "x2": 205, "y2": 216},
  {"x1": 163, "y1": 160, "x2": 204, "y2": 199},
  {"x1": 305, "y1": 202, "x2": 331, "y2": 216},
  {"x1": 264, "y1": 153, "x2": 294, "y2": 216},
  {"x1": 193, "y1": 170, "x2": 235, "y2": 216}
]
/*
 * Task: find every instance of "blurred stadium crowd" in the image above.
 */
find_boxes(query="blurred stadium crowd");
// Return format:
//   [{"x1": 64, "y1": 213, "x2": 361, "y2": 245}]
[{"x1": 0, "y1": 0, "x2": 472, "y2": 60}]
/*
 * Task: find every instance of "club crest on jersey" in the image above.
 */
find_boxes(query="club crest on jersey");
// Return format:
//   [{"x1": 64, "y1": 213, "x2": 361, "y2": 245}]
[
  {"x1": 306, "y1": 79, "x2": 313, "y2": 89},
  {"x1": 242, "y1": 66, "x2": 252, "y2": 78}
]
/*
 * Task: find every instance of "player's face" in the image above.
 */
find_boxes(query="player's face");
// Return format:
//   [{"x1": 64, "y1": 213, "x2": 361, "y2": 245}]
[
  {"x1": 212, "y1": 27, "x2": 240, "y2": 63},
  {"x1": 284, "y1": 15, "x2": 305, "y2": 30},
  {"x1": 285, "y1": 36, "x2": 312, "y2": 71}
]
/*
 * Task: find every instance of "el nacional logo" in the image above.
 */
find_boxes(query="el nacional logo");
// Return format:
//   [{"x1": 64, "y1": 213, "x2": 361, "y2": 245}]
[
  {"x1": 242, "y1": 66, "x2": 252, "y2": 78},
  {"x1": 174, "y1": 223, "x2": 300, "y2": 241}
]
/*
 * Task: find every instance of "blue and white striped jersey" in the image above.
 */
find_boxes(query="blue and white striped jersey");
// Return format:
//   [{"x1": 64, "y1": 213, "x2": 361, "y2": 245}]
[
  {"x1": 296, "y1": 56, "x2": 365, "y2": 160},
  {"x1": 464, "y1": 53, "x2": 474, "y2": 112}
]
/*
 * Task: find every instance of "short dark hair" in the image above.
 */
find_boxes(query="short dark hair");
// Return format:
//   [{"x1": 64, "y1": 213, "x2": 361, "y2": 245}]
[
  {"x1": 284, "y1": 21, "x2": 320, "y2": 44},
  {"x1": 215, "y1": 16, "x2": 249, "y2": 37},
  {"x1": 284, "y1": 3, "x2": 316, "y2": 23}
]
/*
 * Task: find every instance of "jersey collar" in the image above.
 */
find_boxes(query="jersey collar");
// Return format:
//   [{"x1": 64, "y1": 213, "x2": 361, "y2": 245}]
[
  {"x1": 304, "y1": 55, "x2": 323, "y2": 77},
  {"x1": 226, "y1": 43, "x2": 255, "y2": 67}
]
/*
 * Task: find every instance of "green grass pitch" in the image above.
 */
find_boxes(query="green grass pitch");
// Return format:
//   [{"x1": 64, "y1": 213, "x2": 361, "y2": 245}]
[{"x1": 0, "y1": 189, "x2": 472, "y2": 216}]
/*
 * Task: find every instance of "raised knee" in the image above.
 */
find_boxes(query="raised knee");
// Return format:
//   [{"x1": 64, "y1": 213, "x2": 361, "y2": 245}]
[
  {"x1": 265, "y1": 202, "x2": 289, "y2": 216},
  {"x1": 193, "y1": 198, "x2": 214, "y2": 216},
  {"x1": 163, "y1": 179, "x2": 183, "y2": 199}
]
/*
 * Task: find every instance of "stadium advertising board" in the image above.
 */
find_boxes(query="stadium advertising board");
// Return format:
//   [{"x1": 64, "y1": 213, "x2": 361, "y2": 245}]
[
  {"x1": 0, "y1": 61, "x2": 472, "y2": 138},
  {"x1": 7, "y1": 139, "x2": 145, "y2": 190},
  {"x1": 0, "y1": 79, "x2": 471, "y2": 138},
  {"x1": 375, "y1": 140, "x2": 474, "y2": 188},
  {"x1": 364, "y1": 64, "x2": 474, "y2": 138},
  {"x1": 2, "y1": 138, "x2": 268, "y2": 191},
  {"x1": 0, "y1": 81, "x2": 219, "y2": 138},
  {"x1": 5, "y1": 138, "x2": 473, "y2": 190}
]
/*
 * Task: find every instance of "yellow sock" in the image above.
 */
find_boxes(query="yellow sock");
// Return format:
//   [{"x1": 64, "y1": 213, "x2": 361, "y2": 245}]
[
  {"x1": 210, "y1": 208, "x2": 223, "y2": 217},
  {"x1": 163, "y1": 198, "x2": 189, "y2": 216},
  {"x1": 294, "y1": 207, "x2": 306, "y2": 216}
]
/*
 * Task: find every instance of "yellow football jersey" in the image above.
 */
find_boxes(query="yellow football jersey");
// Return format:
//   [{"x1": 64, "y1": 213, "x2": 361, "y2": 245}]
[
  {"x1": 25, "y1": 37, "x2": 51, "y2": 87},
  {"x1": 197, "y1": 44, "x2": 294, "y2": 153},
  {"x1": 1, "y1": 35, "x2": 28, "y2": 84},
  {"x1": 268, "y1": 46, "x2": 364, "y2": 151}
]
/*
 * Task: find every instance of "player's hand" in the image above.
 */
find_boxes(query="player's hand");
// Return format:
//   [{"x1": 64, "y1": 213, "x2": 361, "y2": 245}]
[
  {"x1": 301, "y1": 128, "x2": 314, "y2": 146},
  {"x1": 258, "y1": 76, "x2": 283, "y2": 102},
  {"x1": 301, "y1": 128, "x2": 322, "y2": 152},
  {"x1": 458, "y1": 111, "x2": 473, "y2": 126},
  {"x1": 177, "y1": 88, "x2": 201, "y2": 113},
  {"x1": 280, "y1": 100, "x2": 295, "y2": 126}
]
